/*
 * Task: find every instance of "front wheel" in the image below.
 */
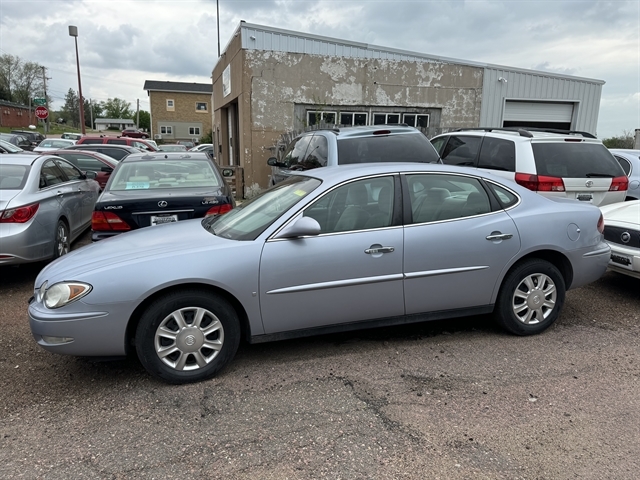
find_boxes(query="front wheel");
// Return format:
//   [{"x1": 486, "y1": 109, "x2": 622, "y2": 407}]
[
  {"x1": 495, "y1": 259, "x2": 566, "y2": 335},
  {"x1": 135, "y1": 290, "x2": 240, "y2": 384}
]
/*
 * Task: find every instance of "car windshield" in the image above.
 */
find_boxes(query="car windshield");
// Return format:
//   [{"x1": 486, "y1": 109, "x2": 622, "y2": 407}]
[
  {"x1": 0, "y1": 164, "x2": 30, "y2": 190},
  {"x1": 108, "y1": 159, "x2": 221, "y2": 191},
  {"x1": 204, "y1": 175, "x2": 321, "y2": 241},
  {"x1": 337, "y1": 133, "x2": 440, "y2": 164},
  {"x1": 39, "y1": 140, "x2": 75, "y2": 148}
]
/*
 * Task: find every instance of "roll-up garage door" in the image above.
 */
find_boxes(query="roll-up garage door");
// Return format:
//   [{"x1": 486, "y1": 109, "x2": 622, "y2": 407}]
[{"x1": 503, "y1": 101, "x2": 574, "y2": 129}]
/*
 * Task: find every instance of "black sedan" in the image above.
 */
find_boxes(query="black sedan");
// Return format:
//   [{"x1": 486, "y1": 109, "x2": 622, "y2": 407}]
[{"x1": 91, "y1": 151, "x2": 235, "y2": 241}]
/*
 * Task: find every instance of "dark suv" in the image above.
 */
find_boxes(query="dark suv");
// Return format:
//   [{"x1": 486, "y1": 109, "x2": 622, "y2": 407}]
[
  {"x1": 267, "y1": 125, "x2": 440, "y2": 185},
  {"x1": 11, "y1": 130, "x2": 45, "y2": 149}
]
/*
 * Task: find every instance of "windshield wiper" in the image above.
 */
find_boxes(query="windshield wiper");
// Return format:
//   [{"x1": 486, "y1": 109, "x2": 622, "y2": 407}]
[{"x1": 585, "y1": 173, "x2": 614, "y2": 178}]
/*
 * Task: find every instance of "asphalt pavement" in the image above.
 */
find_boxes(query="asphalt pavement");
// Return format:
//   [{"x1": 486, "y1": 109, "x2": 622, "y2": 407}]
[{"x1": 0, "y1": 233, "x2": 638, "y2": 479}]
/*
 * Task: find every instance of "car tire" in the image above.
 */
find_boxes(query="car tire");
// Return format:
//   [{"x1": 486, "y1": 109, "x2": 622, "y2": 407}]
[
  {"x1": 53, "y1": 219, "x2": 70, "y2": 259},
  {"x1": 135, "y1": 289, "x2": 240, "y2": 384},
  {"x1": 495, "y1": 259, "x2": 565, "y2": 336}
]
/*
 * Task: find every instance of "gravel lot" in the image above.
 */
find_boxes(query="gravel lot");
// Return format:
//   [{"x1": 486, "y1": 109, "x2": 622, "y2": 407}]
[{"x1": 1, "y1": 232, "x2": 638, "y2": 479}]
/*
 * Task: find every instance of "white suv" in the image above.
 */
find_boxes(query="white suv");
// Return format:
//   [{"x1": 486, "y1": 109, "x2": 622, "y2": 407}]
[
  {"x1": 430, "y1": 128, "x2": 628, "y2": 206},
  {"x1": 267, "y1": 125, "x2": 440, "y2": 185}
]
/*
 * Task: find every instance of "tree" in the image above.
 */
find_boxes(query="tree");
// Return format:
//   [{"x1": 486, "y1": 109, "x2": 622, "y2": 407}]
[
  {"x1": 62, "y1": 88, "x2": 80, "y2": 127},
  {"x1": 137, "y1": 110, "x2": 150, "y2": 131},
  {"x1": 0, "y1": 54, "x2": 45, "y2": 105},
  {"x1": 602, "y1": 130, "x2": 634, "y2": 149},
  {"x1": 102, "y1": 97, "x2": 133, "y2": 119}
]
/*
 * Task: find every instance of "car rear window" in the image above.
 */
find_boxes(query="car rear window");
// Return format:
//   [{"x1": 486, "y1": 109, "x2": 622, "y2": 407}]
[
  {"x1": 0, "y1": 164, "x2": 30, "y2": 190},
  {"x1": 337, "y1": 133, "x2": 439, "y2": 165},
  {"x1": 532, "y1": 142, "x2": 626, "y2": 178},
  {"x1": 109, "y1": 160, "x2": 221, "y2": 191}
]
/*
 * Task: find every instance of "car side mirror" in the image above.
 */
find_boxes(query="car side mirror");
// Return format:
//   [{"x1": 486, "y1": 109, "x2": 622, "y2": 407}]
[
  {"x1": 267, "y1": 157, "x2": 286, "y2": 167},
  {"x1": 84, "y1": 171, "x2": 97, "y2": 179},
  {"x1": 221, "y1": 168, "x2": 234, "y2": 177},
  {"x1": 276, "y1": 216, "x2": 321, "y2": 239}
]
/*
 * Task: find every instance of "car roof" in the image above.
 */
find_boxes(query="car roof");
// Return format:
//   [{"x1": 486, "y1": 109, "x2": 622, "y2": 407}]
[
  {"x1": 302, "y1": 124, "x2": 425, "y2": 139},
  {"x1": 440, "y1": 127, "x2": 601, "y2": 142},
  {"x1": 48, "y1": 149, "x2": 119, "y2": 163},
  {"x1": 120, "y1": 151, "x2": 212, "y2": 163},
  {"x1": 0, "y1": 154, "x2": 44, "y2": 165}
]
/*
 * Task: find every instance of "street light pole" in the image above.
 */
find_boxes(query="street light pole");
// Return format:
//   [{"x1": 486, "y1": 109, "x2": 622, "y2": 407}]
[{"x1": 69, "y1": 25, "x2": 86, "y2": 135}]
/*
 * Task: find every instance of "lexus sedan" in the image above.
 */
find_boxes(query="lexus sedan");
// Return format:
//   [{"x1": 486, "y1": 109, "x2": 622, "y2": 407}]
[
  {"x1": 1, "y1": 154, "x2": 99, "y2": 265},
  {"x1": 90, "y1": 151, "x2": 234, "y2": 241},
  {"x1": 600, "y1": 200, "x2": 640, "y2": 279},
  {"x1": 28, "y1": 163, "x2": 610, "y2": 384}
]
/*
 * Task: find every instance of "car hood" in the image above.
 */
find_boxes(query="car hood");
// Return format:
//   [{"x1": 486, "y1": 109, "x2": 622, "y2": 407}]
[
  {"x1": 600, "y1": 200, "x2": 640, "y2": 228},
  {"x1": 37, "y1": 218, "x2": 234, "y2": 283}
]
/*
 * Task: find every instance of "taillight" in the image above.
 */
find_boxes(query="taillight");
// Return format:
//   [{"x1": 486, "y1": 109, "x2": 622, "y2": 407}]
[
  {"x1": 609, "y1": 175, "x2": 628, "y2": 191},
  {"x1": 597, "y1": 213, "x2": 604, "y2": 234},
  {"x1": 205, "y1": 203, "x2": 233, "y2": 216},
  {"x1": 515, "y1": 173, "x2": 565, "y2": 192},
  {"x1": 0, "y1": 203, "x2": 39, "y2": 223},
  {"x1": 91, "y1": 211, "x2": 131, "y2": 231}
]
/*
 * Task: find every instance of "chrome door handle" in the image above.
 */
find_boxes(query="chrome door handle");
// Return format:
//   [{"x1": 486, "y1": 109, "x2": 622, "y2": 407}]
[
  {"x1": 365, "y1": 246, "x2": 395, "y2": 254},
  {"x1": 56, "y1": 191, "x2": 64, "y2": 197},
  {"x1": 486, "y1": 233, "x2": 513, "y2": 241}
]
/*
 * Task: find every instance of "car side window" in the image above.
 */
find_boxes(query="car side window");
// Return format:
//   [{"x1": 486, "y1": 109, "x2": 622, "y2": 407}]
[
  {"x1": 407, "y1": 174, "x2": 492, "y2": 224},
  {"x1": 430, "y1": 136, "x2": 447, "y2": 156},
  {"x1": 281, "y1": 135, "x2": 313, "y2": 169},
  {"x1": 64, "y1": 154, "x2": 104, "y2": 172},
  {"x1": 477, "y1": 137, "x2": 516, "y2": 171},
  {"x1": 40, "y1": 160, "x2": 66, "y2": 188},
  {"x1": 304, "y1": 176, "x2": 395, "y2": 233},
  {"x1": 99, "y1": 148, "x2": 127, "y2": 160},
  {"x1": 54, "y1": 159, "x2": 83, "y2": 181},
  {"x1": 486, "y1": 182, "x2": 519, "y2": 208},
  {"x1": 440, "y1": 136, "x2": 482, "y2": 166},
  {"x1": 80, "y1": 139, "x2": 103, "y2": 144},
  {"x1": 614, "y1": 155, "x2": 632, "y2": 175},
  {"x1": 107, "y1": 139, "x2": 127, "y2": 145}
]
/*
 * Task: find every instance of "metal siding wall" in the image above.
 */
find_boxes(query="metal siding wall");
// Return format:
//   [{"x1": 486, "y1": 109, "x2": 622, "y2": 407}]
[{"x1": 480, "y1": 67, "x2": 602, "y2": 133}]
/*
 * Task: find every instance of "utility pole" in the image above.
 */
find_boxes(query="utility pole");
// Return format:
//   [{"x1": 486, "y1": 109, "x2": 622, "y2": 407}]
[
  {"x1": 136, "y1": 99, "x2": 140, "y2": 129},
  {"x1": 89, "y1": 99, "x2": 94, "y2": 131},
  {"x1": 42, "y1": 66, "x2": 50, "y2": 135}
]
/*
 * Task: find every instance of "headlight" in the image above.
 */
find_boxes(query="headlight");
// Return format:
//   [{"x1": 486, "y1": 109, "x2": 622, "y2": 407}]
[{"x1": 42, "y1": 282, "x2": 92, "y2": 309}]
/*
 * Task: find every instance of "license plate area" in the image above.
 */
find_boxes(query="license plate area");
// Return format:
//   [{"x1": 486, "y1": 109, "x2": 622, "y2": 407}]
[
  {"x1": 151, "y1": 214, "x2": 178, "y2": 226},
  {"x1": 576, "y1": 193, "x2": 593, "y2": 202},
  {"x1": 610, "y1": 253, "x2": 632, "y2": 267}
]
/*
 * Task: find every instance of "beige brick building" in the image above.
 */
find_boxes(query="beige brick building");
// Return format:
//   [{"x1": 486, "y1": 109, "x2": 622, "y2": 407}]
[{"x1": 143, "y1": 81, "x2": 213, "y2": 143}]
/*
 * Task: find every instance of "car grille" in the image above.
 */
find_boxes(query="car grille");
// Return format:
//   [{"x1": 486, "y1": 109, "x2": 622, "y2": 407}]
[{"x1": 604, "y1": 226, "x2": 640, "y2": 248}]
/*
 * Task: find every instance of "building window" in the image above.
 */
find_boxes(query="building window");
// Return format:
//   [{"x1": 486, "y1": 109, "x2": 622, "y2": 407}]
[
  {"x1": 195, "y1": 102, "x2": 208, "y2": 112},
  {"x1": 189, "y1": 127, "x2": 201, "y2": 135},
  {"x1": 307, "y1": 111, "x2": 337, "y2": 126},
  {"x1": 166, "y1": 99, "x2": 174, "y2": 111},
  {"x1": 160, "y1": 126, "x2": 173, "y2": 135},
  {"x1": 373, "y1": 113, "x2": 401, "y2": 125},
  {"x1": 339, "y1": 112, "x2": 368, "y2": 126},
  {"x1": 403, "y1": 114, "x2": 430, "y2": 128}
]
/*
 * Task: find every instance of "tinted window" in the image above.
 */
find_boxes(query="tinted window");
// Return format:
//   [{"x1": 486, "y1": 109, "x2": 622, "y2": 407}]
[
  {"x1": 440, "y1": 136, "x2": 482, "y2": 166},
  {"x1": 55, "y1": 159, "x2": 83, "y2": 181},
  {"x1": 302, "y1": 135, "x2": 329, "y2": 168},
  {"x1": 98, "y1": 148, "x2": 128, "y2": 160},
  {"x1": 532, "y1": 143, "x2": 626, "y2": 178},
  {"x1": 57, "y1": 153, "x2": 106, "y2": 172},
  {"x1": 477, "y1": 137, "x2": 515, "y2": 171},
  {"x1": 41, "y1": 160, "x2": 66, "y2": 187},
  {"x1": 106, "y1": 139, "x2": 127, "y2": 145},
  {"x1": 407, "y1": 174, "x2": 491, "y2": 224},
  {"x1": 337, "y1": 133, "x2": 439, "y2": 164},
  {"x1": 282, "y1": 135, "x2": 313, "y2": 169},
  {"x1": 80, "y1": 139, "x2": 104, "y2": 144},
  {"x1": 614, "y1": 155, "x2": 632, "y2": 175}
]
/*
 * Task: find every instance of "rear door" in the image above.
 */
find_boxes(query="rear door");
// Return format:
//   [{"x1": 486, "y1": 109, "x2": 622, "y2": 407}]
[{"x1": 531, "y1": 141, "x2": 627, "y2": 206}]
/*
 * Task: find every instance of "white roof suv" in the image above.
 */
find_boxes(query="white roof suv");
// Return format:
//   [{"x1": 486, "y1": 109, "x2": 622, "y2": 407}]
[
  {"x1": 267, "y1": 125, "x2": 440, "y2": 185},
  {"x1": 430, "y1": 128, "x2": 628, "y2": 206}
]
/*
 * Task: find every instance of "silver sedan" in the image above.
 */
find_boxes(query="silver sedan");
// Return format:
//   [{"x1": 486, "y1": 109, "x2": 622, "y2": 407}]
[
  {"x1": 28, "y1": 164, "x2": 610, "y2": 384},
  {"x1": 1, "y1": 154, "x2": 99, "y2": 265}
]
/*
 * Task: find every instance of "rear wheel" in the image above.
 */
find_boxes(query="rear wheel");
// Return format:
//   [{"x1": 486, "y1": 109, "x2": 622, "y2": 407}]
[
  {"x1": 53, "y1": 220, "x2": 70, "y2": 259},
  {"x1": 495, "y1": 259, "x2": 565, "y2": 335},
  {"x1": 135, "y1": 290, "x2": 240, "y2": 384}
]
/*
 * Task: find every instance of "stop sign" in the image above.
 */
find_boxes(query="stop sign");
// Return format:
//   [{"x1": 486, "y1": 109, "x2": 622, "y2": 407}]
[{"x1": 35, "y1": 106, "x2": 49, "y2": 120}]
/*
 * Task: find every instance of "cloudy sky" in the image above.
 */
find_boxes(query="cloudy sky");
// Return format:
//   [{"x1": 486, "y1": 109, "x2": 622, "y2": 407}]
[{"x1": 0, "y1": 0, "x2": 637, "y2": 139}]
